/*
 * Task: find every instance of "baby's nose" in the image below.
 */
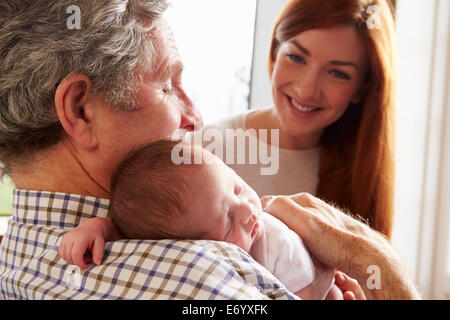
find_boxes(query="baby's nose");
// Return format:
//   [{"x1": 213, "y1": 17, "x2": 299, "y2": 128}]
[{"x1": 239, "y1": 202, "x2": 256, "y2": 224}]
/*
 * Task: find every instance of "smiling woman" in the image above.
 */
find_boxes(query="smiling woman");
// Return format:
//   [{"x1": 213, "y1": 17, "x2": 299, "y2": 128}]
[{"x1": 264, "y1": 1, "x2": 397, "y2": 240}]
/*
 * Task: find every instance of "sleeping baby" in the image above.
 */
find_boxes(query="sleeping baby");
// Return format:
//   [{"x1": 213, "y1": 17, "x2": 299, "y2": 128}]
[{"x1": 59, "y1": 139, "x2": 364, "y2": 300}]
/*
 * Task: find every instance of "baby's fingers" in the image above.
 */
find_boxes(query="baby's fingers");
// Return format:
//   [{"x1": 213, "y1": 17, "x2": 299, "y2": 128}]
[
  {"x1": 59, "y1": 241, "x2": 75, "y2": 265},
  {"x1": 59, "y1": 241, "x2": 66, "y2": 261},
  {"x1": 92, "y1": 237, "x2": 105, "y2": 266},
  {"x1": 71, "y1": 240, "x2": 89, "y2": 270}
]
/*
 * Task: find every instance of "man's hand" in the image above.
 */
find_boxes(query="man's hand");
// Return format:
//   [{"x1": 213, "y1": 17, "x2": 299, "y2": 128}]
[{"x1": 261, "y1": 193, "x2": 421, "y2": 300}]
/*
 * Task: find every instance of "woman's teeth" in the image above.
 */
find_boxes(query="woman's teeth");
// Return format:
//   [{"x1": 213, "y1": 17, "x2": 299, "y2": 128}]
[{"x1": 290, "y1": 98, "x2": 320, "y2": 112}]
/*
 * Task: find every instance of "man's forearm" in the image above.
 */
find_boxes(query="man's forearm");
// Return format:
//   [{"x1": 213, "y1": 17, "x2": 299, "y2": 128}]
[{"x1": 354, "y1": 245, "x2": 421, "y2": 300}]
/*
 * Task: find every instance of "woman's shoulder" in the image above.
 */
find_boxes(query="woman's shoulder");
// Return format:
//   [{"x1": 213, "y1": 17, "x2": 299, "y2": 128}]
[
  {"x1": 203, "y1": 111, "x2": 247, "y2": 132},
  {"x1": 203, "y1": 106, "x2": 272, "y2": 132}
]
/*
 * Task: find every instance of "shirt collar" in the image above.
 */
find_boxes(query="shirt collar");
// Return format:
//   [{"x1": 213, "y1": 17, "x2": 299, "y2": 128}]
[{"x1": 12, "y1": 189, "x2": 110, "y2": 229}]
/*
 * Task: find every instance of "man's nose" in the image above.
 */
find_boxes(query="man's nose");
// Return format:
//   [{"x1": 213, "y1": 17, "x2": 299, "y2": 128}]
[{"x1": 180, "y1": 91, "x2": 203, "y2": 132}]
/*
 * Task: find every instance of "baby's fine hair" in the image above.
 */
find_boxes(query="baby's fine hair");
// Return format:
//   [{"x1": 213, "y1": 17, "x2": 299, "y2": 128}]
[{"x1": 109, "y1": 139, "x2": 196, "y2": 239}]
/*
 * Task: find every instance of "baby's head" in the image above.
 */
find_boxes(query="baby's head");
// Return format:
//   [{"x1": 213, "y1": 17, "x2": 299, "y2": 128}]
[{"x1": 109, "y1": 139, "x2": 263, "y2": 252}]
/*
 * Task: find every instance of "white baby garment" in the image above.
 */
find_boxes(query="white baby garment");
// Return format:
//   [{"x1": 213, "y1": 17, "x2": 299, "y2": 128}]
[{"x1": 250, "y1": 212, "x2": 335, "y2": 299}]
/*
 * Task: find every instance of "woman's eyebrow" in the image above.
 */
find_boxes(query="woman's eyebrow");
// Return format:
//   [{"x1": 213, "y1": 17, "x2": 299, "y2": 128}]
[
  {"x1": 289, "y1": 40, "x2": 310, "y2": 56},
  {"x1": 330, "y1": 60, "x2": 358, "y2": 69},
  {"x1": 289, "y1": 39, "x2": 358, "y2": 69}
]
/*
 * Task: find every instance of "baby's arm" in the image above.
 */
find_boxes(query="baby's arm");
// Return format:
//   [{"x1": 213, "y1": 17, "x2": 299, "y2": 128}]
[
  {"x1": 324, "y1": 284, "x2": 344, "y2": 300},
  {"x1": 295, "y1": 283, "x2": 342, "y2": 300},
  {"x1": 295, "y1": 284, "x2": 315, "y2": 300},
  {"x1": 59, "y1": 217, "x2": 121, "y2": 269}
]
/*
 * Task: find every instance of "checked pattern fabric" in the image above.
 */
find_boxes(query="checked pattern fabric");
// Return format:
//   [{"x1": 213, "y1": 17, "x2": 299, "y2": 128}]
[{"x1": 0, "y1": 189, "x2": 297, "y2": 300}]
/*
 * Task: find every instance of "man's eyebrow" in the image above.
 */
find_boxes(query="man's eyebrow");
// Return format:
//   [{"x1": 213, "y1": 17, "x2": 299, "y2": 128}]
[
  {"x1": 156, "y1": 59, "x2": 184, "y2": 81},
  {"x1": 168, "y1": 60, "x2": 184, "y2": 78},
  {"x1": 172, "y1": 60, "x2": 184, "y2": 74}
]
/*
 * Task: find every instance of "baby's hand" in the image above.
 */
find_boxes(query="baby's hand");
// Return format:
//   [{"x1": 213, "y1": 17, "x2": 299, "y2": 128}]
[
  {"x1": 334, "y1": 270, "x2": 367, "y2": 300},
  {"x1": 59, "y1": 217, "x2": 111, "y2": 269}
]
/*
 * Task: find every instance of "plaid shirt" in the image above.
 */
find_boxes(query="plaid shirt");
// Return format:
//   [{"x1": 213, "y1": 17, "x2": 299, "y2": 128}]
[{"x1": 0, "y1": 189, "x2": 297, "y2": 300}]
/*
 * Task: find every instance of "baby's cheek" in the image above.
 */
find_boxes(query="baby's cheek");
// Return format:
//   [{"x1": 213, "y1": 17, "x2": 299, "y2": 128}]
[{"x1": 230, "y1": 233, "x2": 251, "y2": 253}]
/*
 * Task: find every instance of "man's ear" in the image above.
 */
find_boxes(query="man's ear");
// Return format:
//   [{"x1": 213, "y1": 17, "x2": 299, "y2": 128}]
[{"x1": 54, "y1": 74, "x2": 98, "y2": 150}]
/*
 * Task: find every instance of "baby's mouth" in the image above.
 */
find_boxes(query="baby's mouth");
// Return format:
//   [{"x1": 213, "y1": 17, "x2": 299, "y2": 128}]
[{"x1": 250, "y1": 220, "x2": 260, "y2": 238}]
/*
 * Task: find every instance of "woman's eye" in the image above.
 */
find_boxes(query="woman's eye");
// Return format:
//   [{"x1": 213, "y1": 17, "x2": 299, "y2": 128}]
[
  {"x1": 330, "y1": 69, "x2": 350, "y2": 80},
  {"x1": 234, "y1": 185, "x2": 242, "y2": 195},
  {"x1": 162, "y1": 79, "x2": 173, "y2": 93},
  {"x1": 286, "y1": 53, "x2": 305, "y2": 64}
]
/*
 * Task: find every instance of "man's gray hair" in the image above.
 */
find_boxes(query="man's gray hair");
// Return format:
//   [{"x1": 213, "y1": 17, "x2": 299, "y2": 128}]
[{"x1": 0, "y1": 0, "x2": 168, "y2": 169}]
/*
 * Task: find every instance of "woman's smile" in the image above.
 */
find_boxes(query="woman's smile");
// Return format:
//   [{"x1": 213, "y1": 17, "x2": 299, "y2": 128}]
[{"x1": 285, "y1": 94, "x2": 324, "y2": 119}]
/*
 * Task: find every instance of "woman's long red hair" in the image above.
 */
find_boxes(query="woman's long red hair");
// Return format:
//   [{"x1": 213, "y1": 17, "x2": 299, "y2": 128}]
[{"x1": 268, "y1": 0, "x2": 397, "y2": 238}]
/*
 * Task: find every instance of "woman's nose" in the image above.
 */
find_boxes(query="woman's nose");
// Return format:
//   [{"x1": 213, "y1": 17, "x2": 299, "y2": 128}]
[{"x1": 294, "y1": 70, "x2": 321, "y2": 101}]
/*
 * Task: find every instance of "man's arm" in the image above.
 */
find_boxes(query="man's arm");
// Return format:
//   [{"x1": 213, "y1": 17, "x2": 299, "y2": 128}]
[{"x1": 261, "y1": 193, "x2": 421, "y2": 300}]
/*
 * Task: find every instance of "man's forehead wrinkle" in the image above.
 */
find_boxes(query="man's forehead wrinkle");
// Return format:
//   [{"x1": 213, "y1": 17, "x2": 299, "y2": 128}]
[
  {"x1": 155, "y1": 56, "x2": 171, "y2": 80},
  {"x1": 152, "y1": 58, "x2": 183, "y2": 83},
  {"x1": 145, "y1": 23, "x2": 182, "y2": 82},
  {"x1": 155, "y1": 17, "x2": 179, "y2": 55}
]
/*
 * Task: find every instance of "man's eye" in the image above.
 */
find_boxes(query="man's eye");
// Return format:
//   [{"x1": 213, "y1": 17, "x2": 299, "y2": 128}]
[{"x1": 162, "y1": 79, "x2": 173, "y2": 93}]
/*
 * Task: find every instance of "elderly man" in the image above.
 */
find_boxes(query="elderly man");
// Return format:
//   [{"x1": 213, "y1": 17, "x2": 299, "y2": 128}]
[{"x1": 0, "y1": 0, "x2": 419, "y2": 300}]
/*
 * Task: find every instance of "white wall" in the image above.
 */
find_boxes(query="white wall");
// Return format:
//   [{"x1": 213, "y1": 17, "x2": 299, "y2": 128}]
[
  {"x1": 249, "y1": 0, "x2": 289, "y2": 109},
  {"x1": 392, "y1": 0, "x2": 436, "y2": 290},
  {"x1": 166, "y1": 0, "x2": 256, "y2": 124},
  {"x1": 394, "y1": 0, "x2": 450, "y2": 299},
  {"x1": 426, "y1": 0, "x2": 450, "y2": 299},
  {"x1": 434, "y1": 56, "x2": 450, "y2": 299}
]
